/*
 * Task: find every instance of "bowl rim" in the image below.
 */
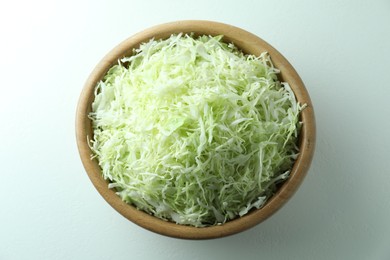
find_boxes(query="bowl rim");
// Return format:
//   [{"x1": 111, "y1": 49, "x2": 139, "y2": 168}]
[{"x1": 76, "y1": 20, "x2": 316, "y2": 240}]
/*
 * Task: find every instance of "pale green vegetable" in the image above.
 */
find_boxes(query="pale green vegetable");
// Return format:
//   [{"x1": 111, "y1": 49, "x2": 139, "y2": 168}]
[{"x1": 89, "y1": 34, "x2": 303, "y2": 227}]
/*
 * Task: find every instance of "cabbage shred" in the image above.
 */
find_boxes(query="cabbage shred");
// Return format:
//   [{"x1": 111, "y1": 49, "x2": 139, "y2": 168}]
[{"x1": 89, "y1": 34, "x2": 302, "y2": 227}]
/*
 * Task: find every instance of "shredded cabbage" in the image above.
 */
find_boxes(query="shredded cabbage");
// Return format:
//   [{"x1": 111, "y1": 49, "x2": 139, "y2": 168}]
[{"x1": 89, "y1": 34, "x2": 302, "y2": 227}]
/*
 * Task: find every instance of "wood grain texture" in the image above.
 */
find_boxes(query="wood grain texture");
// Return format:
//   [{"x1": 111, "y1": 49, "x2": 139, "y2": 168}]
[{"x1": 75, "y1": 20, "x2": 316, "y2": 240}]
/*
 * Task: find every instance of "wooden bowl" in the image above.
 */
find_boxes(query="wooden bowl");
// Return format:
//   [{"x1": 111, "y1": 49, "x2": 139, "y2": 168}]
[{"x1": 76, "y1": 20, "x2": 315, "y2": 239}]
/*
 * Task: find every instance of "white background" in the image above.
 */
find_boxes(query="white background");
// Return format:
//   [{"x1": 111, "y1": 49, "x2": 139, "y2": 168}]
[{"x1": 1, "y1": 0, "x2": 389, "y2": 259}]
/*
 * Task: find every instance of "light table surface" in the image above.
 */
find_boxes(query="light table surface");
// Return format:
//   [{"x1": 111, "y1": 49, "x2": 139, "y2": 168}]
[{"x1": 1, "y1": 0, "x2": 389, "y2": 259}]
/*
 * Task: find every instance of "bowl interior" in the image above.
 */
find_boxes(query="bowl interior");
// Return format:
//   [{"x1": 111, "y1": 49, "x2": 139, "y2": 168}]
[{"x1": 76, "y1": 20, "x2": 315, "y2": 239}]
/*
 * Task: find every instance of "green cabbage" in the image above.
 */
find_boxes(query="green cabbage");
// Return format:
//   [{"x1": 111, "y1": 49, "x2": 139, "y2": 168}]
[{"x1": 89, "y1": 34, "x2": 302, "y2": 227}]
